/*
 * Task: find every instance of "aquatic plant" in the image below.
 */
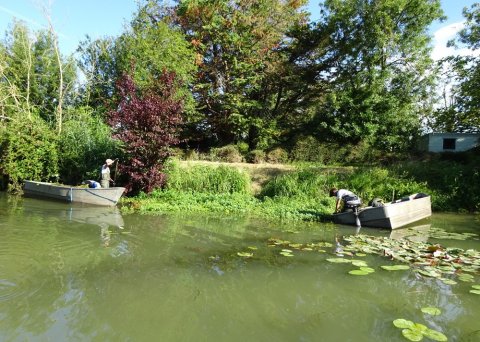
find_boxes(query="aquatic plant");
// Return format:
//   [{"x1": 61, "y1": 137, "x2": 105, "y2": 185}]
[{"x1": 393, "y1": 318, "x2": 448, "y2": 341}]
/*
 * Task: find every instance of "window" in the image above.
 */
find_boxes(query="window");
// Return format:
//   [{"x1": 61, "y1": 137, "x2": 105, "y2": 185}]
[{"x1": 443, "y1": 138, "x2": 456, "y2": 150}]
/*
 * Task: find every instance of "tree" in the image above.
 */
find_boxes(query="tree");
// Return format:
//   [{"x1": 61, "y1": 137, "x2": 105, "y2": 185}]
[
  {"x1": 174, "y1": 0, "x2": 308, "y2": 149},
  {"x1": 440, "y1": 3, "x2": 480, "y2": 132},
  {"x1": 290, "y1": 0, "x2": 444, "y2": 151},
  {"x1": 77, "y1": 0, "x2": 197, "y2": 119},
  {"x1": 108, "y1": 71, "x2": 183, "y2": 194},
  {"x1": 0, "y1": 21, "x2": 76, "y2": 129}
]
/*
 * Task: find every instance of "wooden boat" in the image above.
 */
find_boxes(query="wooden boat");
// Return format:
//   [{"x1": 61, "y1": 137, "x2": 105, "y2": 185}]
[
  {"x1": 23, "y1": 180, "x2": 125, "y2": 206},
  {"x1": 333, "y1": 193, "x2": 432, "y2": 229}
]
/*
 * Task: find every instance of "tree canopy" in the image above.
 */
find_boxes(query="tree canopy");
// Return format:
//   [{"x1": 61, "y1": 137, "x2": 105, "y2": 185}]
[{"x1": 2, "y1": 0, "x2": 479, "y2": 194}]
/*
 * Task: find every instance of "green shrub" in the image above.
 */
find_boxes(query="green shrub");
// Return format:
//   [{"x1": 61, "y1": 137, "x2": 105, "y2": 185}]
[
  {"x1": 0, "y1": 115, "x2": 59, "y2": 191},
  {"x1": 266, "y1": 147, "x2": 289, "y2": 164},
  {"x1": 184, "y1": 149, "x2": 200, "y2": 160},
  {"x1": 58, "y1": 108, "x2": 120, "y2": 185},
  {"x1": 247, "y1": 149, "x2": 266, "y2": 164},
  {"x1": 209, "y1": 145, "x2": 244, "y2": 163},
  {"x1": 236, "y1": 141, "x2": 249, "y2": 156},
  {"x1": 291, "y1": 136, "x2": 323, "y2": 163}
]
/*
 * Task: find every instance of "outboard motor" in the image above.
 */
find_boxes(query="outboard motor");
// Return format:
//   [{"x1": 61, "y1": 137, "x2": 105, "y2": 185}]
[{"x1": 345, "y1": 197, "x2": 362, "y2": 227}]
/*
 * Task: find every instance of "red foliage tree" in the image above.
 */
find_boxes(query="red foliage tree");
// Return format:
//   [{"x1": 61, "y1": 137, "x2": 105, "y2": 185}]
[{"x1": 108, "y1": 71, "x2": 183, "y2": 194}]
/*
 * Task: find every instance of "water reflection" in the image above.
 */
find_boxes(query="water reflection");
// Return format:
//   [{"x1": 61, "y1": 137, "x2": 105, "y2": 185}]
[
  {"x1": 21, "y1": 197, "x2": 126, "y2": 249},
  {"x1": 389, "y1": 224, "x2": 431, "y2": 242}
]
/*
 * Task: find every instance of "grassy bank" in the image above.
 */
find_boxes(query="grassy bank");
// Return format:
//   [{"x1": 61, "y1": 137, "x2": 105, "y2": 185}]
[{"x1": 121, "y1": 159, "x2": 439, "y2": 222}]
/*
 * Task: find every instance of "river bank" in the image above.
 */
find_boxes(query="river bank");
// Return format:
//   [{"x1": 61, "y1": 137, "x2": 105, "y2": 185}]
[{"x1": 120, "y1": 159, "x2": 437, "y2": 222}]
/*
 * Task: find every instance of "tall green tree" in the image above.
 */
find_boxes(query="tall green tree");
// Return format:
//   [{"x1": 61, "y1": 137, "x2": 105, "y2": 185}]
[
  {"x1": 440, "y1": 3, "x2": 480, "y2": 132},
  {"x1": 175, "y1": 0, "x2": 308, "y2": 149},
  {"x1": 77, "y1": 1, "x2": 197, "y2": 118},
  {"x1": 0, "y1": 20, "x2": 76, "y2": 129},
  {"x1": 294, "y1": 0, "x2": 444, "y2": 151}
]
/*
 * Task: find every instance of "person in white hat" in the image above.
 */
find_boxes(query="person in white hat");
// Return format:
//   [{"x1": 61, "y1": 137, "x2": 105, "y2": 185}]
[{"x1": 101, "y1": 158, "x2": 117, "y2": 188}]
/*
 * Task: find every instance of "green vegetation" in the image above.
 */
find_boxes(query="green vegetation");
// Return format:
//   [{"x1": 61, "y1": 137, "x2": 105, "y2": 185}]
[
  {"x1": 0, "y1": 0, "x2": 479, "y2": 218},
  {"x1": 121, "y1": 159, "x2": 447, "y2": 221}
]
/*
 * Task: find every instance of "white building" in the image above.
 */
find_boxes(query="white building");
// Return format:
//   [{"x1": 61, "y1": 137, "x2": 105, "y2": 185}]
[{"x1": 418, "y1": 133, "x2": 480, "y2": 153}]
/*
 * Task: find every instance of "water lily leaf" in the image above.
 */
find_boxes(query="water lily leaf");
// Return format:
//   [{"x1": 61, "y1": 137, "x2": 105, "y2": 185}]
[
  {"x1": 412, "y1": 323, "x2": 428, "y2": 333},
  {"x1": 247, "y1": 246, "x2": 258, "y2": 250},
  {"x1": 359, "y1": 267, "x2": 375, "y2": 273},
  {"x1": 421, "y1": 307, "x2": 441, "y2": 316},
  {"x1": 402, "y1": 329, "x2": 424, "y2": 341},
  {"x1": 289, "y1": 243, "x2": 302, "y2": 249},
  {"x1": 440, "y1": 278, "x2": 457, "y2": 285},
  {"x1": 381, "y1": 265, "x2": 410, "y2": 271},
  {"x1": 458, "y1": 274, "x2": 475, "y2": 282},
  {"x1": 352, "y1": 260, "x2": 368, "y2": 267},
  {"x1": 470, "y1": 290, "x2": 480, "y2": 295},
  {"x1": 417, "y1": 269, "x2": 441, "y2": 278},
  {"x1": 348, "y1": 269, "x2": 371, "y2": 275},
  {"x1": 280, "y1": 251, "x2": 294, "y2": 257},
  {"x1": 282, "y1": 249, "x2": 293, "y2": 253},
  {"x1": 472, "y1": 285, "x2": 480, "y2": 290},
  {"x1": 302, "y1": 247, "x2": 313, "y2": 251},
  {"x1": 423, "y1": 328, "x2": 448, "y2": 341},
  {"x1": 318, "y1": 250, "x2": 326, "y2": 253},
  {"x1": 460, "y1": 266, "x2": 479, "y2": 273},
  {"x1": 393, "y1": 319, "x2": 415, "y2": 329},
  {"x1": 237, "y1": 252, "x2": 253, "y2": 258},
  {"x1": 326, "y1": 258, "x2": 351, "y2": 263}
]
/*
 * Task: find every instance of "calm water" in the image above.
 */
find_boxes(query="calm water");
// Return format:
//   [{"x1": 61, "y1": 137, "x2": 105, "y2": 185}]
[{"x1": 0, "y1": 193, "x2": 479, "y2": 342}]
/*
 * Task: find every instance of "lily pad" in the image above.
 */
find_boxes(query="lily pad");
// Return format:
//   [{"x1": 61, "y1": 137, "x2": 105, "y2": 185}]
[
  {"x1": 237, "y1": 252, "x2": 253, "y2": 258},
  {"x1": 440, "y1": 278, "x2": 457, "y2": 285},
  {"x1": 472, "y1": 285, "x2": 480, "y2": 290},
  {"x1": 423, "y1": 328, "x2": 448, "y2": 341},
  {"x1": 421, "y1": 307, "x2": 441, "y2": 316},
  {"x1": 458, "y1": 274, "x2": 475, "y2": 282},
  {"x1": 402, "y1": 329, "x2": 424, "y2": 341},
  {"x1": 393, "y1": 319, "x2": 415, "y2": 329},
  {"x1": 417, "y1": 269, "x2": 441, "y2": 278},
  {"x1": 326, "y1": 258, "x2": 351, "y2": 263},
  {"x1": 470, "y1": 290, "x2": 480, "y2": 295},
  {"x1": 280, "y1": 251, "x2": 294, "y2": 257},
  {"x1": 348, "y1": 269, "x2": 371, "y2": 276},
  {"x1": 351, "y1": 260, "x2": 368, "y2": 267},
  {"x1": 381, "y1": 265, "x2": 410, "y2": 271}
]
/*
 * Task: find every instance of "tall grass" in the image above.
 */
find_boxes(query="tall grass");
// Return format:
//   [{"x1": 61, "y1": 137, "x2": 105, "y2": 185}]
[
  {"x1": 259, "y1": 167, "x2": 428, "y2": 206},
  {"x1": 259, "y1": 169, "x2": 334, "y2": 199},
  {"x1": 163, "y1": 159, "x2": 250, "y2": 194},
  {"x1": 123, "y1": 158, "x2": 478, "y2": 222}
]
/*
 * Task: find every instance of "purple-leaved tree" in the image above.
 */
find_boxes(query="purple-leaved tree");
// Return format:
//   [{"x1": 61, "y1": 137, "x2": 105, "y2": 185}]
[{"x1": 108, "y1": 71, "x2": 183, "y2": 194}]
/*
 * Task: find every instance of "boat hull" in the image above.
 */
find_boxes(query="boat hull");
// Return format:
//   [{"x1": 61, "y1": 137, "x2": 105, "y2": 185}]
[
  {"x1": 23, "y1": 181, "x2": 125, "y2": 206},
  {"x1": 333, "y1": 194, "x2": 431, "y2": 229}
]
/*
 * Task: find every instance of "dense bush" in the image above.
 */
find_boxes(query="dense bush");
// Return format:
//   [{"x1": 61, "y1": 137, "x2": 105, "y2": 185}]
[
  {"x1": 209, "y1": 145, "x2": 243, "y2": 163},
  {"x1": 396, "y1": 157, "x2": 480, "y2": 212},
  {"x1": 291, "y1": 136, "x2": 324, "y2": 163},
  {"x1": 0, "y1": 116, "x2": 59, "y2": 191},
  {"x1": 58, "y1": 107, "x2": 120, "y2": 185},
  {"x1": 266, "y1": 147, "x2": 289, "y2": 164},
  {"x1": 247, "y1": 149, "x2": 266, "y2": 163}
]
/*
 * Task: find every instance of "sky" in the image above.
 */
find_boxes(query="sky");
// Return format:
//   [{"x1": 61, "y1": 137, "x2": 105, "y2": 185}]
[{"x1": 0, "y1": 0, "x2": 478, "y2": 59}]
